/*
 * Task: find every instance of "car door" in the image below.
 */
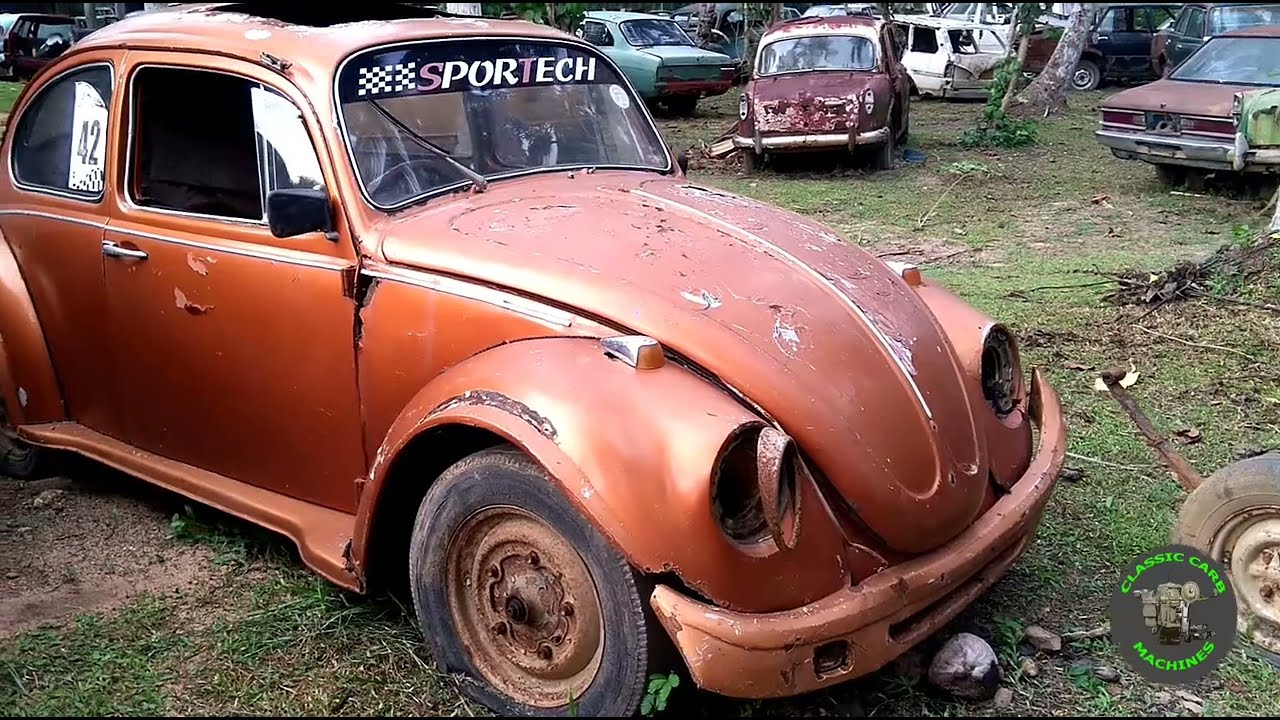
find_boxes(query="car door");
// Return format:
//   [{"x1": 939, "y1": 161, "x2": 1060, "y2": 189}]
[
  {"x1": 0, "y1": 57, "x2": 122, "y2": 431},
  {"x1": 1169, "y1": 6, "x2": 1207, "y2": 67},
  {"x1": 102, "y1": 53, "x2": 367, "y2": 512}
]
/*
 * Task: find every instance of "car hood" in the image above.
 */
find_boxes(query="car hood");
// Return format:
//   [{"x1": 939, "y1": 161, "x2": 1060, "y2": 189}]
[
  {"x1": 1104, "y1": 78, "x2": 1246, "y2": 117},
  {"x1": 372, "y1": 173, "x2": 992, "y2": 554},
  {"x1": 639, "y1": 44, "x2": 730, "y2": 64}
]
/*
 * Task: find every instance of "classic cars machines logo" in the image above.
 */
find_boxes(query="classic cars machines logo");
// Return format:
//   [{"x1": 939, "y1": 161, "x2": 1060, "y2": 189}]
[{"x1": 1109, "y1": 544, "x2": 1237, "y2": 684}]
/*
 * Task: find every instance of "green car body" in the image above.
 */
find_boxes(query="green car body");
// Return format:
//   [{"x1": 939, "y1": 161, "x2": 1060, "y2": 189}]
[
  {"x1": 1232, "y1": 88, "x2": 1280, "y2": 172},
  {"x1": 576, "y1": 10, "x2": 738, "y2": 116}
]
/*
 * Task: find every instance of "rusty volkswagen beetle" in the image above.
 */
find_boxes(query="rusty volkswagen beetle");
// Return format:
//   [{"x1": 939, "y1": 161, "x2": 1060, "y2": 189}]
[
  {"x1": 732, "y1": 15, "x2": 912, "y2": 171},
  {"x1": 0, "y1": 3, "x2": 1066, "y2": 716}
]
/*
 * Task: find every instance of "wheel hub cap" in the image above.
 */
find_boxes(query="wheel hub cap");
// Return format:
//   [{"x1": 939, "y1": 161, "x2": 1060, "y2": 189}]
[
  {"x1": 446, "y1": 506, "x2": 604, "y2": 708},
  {"x1": 1212, "y1": 510, "x2": 1280, "y2": 654}
]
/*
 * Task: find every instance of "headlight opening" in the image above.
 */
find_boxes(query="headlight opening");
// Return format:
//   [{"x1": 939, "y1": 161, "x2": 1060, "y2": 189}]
[
  {"x1": 981, "y1": 325, "x2": 1023, "y2": 416},
  {"x1": 711, "y1": 423, "x2": 802, "y2": 551}
]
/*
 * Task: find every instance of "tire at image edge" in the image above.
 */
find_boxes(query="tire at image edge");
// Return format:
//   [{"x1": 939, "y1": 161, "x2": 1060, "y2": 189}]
[{"x1": 407, "y1": 446, "x2": 656, "y2": 717}]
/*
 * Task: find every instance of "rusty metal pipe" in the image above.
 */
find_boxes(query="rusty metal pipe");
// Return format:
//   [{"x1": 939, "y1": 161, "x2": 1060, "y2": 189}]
[{"x1": 1100, "y1": 367, "x2": 1205, "y2": 492}]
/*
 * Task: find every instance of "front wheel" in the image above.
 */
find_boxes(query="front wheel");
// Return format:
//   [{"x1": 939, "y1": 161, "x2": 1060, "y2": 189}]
[
  {"x1": 1071, "y1": 59, "x2": 1101, "y2": 91},
  {"x1": 0, "y1": 431, "x2": 43, "y2": 478},
  {"x1": 409, "y1": 446, "x2": 660, "y2": 717},
  {"x1": 1174, "y1": 453, "x2": 1280, "y2": 662}
]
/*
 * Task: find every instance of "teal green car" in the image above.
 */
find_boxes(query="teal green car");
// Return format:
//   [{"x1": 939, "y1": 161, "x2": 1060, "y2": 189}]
[{"x1": 575, "y1": 11, "x2": 737, "y2": 116}]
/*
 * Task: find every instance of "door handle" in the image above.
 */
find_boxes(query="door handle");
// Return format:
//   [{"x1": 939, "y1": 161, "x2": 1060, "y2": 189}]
[{"x1": 101, "y1": 240, "x2": 148, "y2": 260}]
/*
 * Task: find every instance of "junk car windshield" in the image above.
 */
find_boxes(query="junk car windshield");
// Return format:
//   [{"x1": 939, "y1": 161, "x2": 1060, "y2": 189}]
[
  {"x1": 621, "y1": 19, "x2": 693, "y2": 46},
  {"x1": 336, "y1": 38, "x2": 670, "y2": 210},
  {"x1": 757, "y1": 34, "x2": 877, "y2": 75},
  {"x1": 1170, "y1": 37, "x2": 1280, "y2": 87},
  {"x1": 1209, "y1": 5, "x2": 1280, "y2": 35}
]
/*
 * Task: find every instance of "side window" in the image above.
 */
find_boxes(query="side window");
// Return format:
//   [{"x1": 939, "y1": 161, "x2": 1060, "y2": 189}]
[
  {"x1": 11, "y1": 63, "x2": 112, "y2": 198},
  {"x1": 1100, "y1": 8, "x2": 1130, "y2": 33},
  {"x1": 910, "y1": 26, "x2": 940, "y2": 54},
  {"x1": 1186, "y1": 8, "x2": 1206, "y2": 37},
  {"x1": 1172, "y1": 8, "x2": 1190, "y2": 35},
  {"x1": 129, "y1": 66, "x2": 325, "y2": 223},
  {"x1": 580, "y1": 21, "x2": 612, "y2": 46}
]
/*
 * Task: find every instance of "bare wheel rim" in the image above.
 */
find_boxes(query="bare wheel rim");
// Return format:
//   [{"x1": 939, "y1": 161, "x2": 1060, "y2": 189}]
[
  {"x1": 1072, "y1": 67, "x2": 1094, "y2": 89},
  {"x1": 1209, "y1": 508, "x2": 1280, "y2": 654},
  {"x1": 445, "y1": 505, "x2": 605, "y2": 708}
]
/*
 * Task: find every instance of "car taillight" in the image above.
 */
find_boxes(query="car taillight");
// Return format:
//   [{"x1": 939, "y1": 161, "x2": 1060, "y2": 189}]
[
  {"x1": 1101, "y1": 109, "x2": 1143, "y2": 127},
  {"x1": 1182, "y1": 116, "x2": 1235, "y2": 137},
  {"x1": 863, "y1": 88, "x2": 875, "y2": 115},
  {"x1": 738, "y1": 92, "x2": 749, "y2": 120}
]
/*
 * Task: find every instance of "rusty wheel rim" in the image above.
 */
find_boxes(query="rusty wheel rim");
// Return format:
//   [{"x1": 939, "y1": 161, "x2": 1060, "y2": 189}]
[
  {"x1": 445, "y1": 506, "x2": 605, "y2": 708},
  {"x1": 1211, "y1": 508, "x2": 1280, "y2": 654}
]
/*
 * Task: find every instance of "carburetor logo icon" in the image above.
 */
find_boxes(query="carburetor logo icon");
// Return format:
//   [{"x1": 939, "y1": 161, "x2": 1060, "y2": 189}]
[{"x1": 1137, "y1": 581, "x2": 1212, "y2": 645}]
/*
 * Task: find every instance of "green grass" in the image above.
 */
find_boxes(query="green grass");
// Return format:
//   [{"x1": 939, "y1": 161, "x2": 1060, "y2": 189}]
[
  {"x1": 2, "y1": 88, "x2": 1278, "y2": 717},
  {"x1": 0, "y1": 81, "x2": 22, "y2": 115}
]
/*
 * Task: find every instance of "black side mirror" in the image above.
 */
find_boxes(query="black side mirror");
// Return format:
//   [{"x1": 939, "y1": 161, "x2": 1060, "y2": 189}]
[
  {"x1": 677, "y1": 151, "x2": 689, "y2": 175},
  {"x1": 266, "y1": 188, "x2": 335, "y2": 240}
]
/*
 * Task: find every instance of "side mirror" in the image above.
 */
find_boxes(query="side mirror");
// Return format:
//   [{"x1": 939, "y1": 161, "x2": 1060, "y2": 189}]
[
  {"x1": 266, "y1": 188, "x2": 335, "y2": 240},
  {"x1": 677, "y1": 151, "x2": 689, "y2": 175}
]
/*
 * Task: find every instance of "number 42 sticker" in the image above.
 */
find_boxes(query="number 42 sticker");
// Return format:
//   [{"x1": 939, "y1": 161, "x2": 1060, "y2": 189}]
[{"x1": 68, "y1": 81, "x2": 107, "y2": 194}]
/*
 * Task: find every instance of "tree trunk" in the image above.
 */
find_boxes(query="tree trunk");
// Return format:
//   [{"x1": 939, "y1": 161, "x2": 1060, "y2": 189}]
[
  {"x1": 1011, "y1": 4, "x2": 1098, "y2": 118},
  {"x1": 1000, "y1": 30, "x2": 1032, "y2": 113},
  {"x1": 697, "y1": 3, "x2": 717, "y2": 46},
  {"x1": 770, "y1": 3, "x2": 782, "y2": 25}
]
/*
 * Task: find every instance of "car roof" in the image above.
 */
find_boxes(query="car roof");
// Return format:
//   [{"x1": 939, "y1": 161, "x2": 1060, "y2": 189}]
[
  {"x1": 763, "y1": 14, "x2": 879, "y2": 36},
  {"x1": 585, "y1": 11, "x2": 671, "y2": 23},
  {"x1": 1218, "y1": 24, "x2": 1280, "y2": 37},
  {"x1": 67, "y1": 3, "x2": 572, "y2": 73}
]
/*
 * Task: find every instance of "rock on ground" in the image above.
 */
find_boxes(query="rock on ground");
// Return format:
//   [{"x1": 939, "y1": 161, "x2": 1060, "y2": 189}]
[
  {"x1": 1024, "y1": 624, "x2": 1062, "y2": 652},
  {"x1": 927, "y1": 632, "x2": 1001, "y2": 701}
]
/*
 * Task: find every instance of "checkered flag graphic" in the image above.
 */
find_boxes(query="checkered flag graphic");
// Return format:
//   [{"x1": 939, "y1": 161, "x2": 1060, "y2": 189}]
[
  {"x1": 69, "y1": 166, "x2": 103, "y2": 193},
  {"x1": 357, "y1": 62, "x2": 418, "y2": 96}
]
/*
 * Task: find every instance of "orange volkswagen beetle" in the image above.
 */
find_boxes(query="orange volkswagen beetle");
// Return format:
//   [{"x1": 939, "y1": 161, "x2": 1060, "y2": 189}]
[{"x1": 0, "y1": 3, "x2": 1067, "y2": 716}]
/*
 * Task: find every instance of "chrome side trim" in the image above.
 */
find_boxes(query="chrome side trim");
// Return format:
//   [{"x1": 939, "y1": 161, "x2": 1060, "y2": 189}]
[
  {"x1": 630, "y1": 187, "x2": 934, "y2": 420},
  {"x1": 0, "y1": 208, "x2": 349, "y2": 271},
  {"x1": 0, "y1": 208, "x2": 108, "y2": 229},
  {"x1": 108, "y1": 225, "x2": 350, "y2": 271},
  {"x1": 362, "y1": 266, "x2": 575, "y2": 329}
]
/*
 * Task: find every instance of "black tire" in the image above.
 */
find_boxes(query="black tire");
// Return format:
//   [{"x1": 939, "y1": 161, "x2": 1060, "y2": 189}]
[
  {"x1": 1071, "y1": 58, "x2": 1101, "y2": 91},
  {"x1": 1154, "y1": 164, "x2": 1186, "y2": 188},
  {"x1": 408, "y1": 446, "x2": 659, "y2": 717},
  {"x1": 871, "y1": 132, "x2": 895, "y2": 171},
  {"x1": 1173, "y1": 453, "x2": 1280, "y2": 658},
  {"x1": 0, "y1": 432, "x2": 42, "y2": 478},
  {"x1": 663, "y1": 96, "x2": 698, "y2": 117}
]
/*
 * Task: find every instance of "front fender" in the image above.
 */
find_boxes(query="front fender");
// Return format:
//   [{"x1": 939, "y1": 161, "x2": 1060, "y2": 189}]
[
  {"x1": 0, "y1": 234, "x2": 63, "y2": 425},
  {"x1": 355, "y1": 336, "x2": 850, "y2": 613}
]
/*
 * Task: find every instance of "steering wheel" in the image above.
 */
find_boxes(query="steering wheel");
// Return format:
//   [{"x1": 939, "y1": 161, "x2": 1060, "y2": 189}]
[{"x1": 365, "y1": 157, "x2": 455, "y2": 200}]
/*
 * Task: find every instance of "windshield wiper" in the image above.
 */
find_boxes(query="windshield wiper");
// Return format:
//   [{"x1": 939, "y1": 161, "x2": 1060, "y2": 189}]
[{"x1": 366, "y1": 98, "x2": 489, "y2": 193}]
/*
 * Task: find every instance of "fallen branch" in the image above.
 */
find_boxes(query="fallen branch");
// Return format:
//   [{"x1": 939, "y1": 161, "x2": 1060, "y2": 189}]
[
  {"x1": 916, "y1": 173, "x2": 967, "y2": 230},
  {"x1": 1065, "y1": 452, "x2": 1151, "y2": 472},
  {"x1": 1062, "y1": 624, "x2": 1110, "y2": 642},
  {"x1": 1134, "y1": 325, "x2": 1262, "y2": 363},
  {"x1": 1101, "y1": 368, "x2": 1206, "y2": 493}
]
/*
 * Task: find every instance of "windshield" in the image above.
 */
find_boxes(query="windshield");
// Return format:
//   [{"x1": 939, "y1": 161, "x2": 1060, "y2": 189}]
[
  {"x1": 1209, "y1": 4, "x2": 1280, "y2": 35},
  {"x1": 1170, "y1": 37, "x2": 1280, "y2": 87},
  {"x1": 336, "y1": 39, "x2": 670, "y2": 209},
  {"x1": 758, "y1": 34, "x2": 877, "y2": 75},
  {"x1": 620, "y1": 19, "x2": 692, "y2": 46}
]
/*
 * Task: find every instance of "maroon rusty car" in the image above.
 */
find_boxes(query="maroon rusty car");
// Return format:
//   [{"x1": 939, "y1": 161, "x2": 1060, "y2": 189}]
[
  {"x1": 733, "y1": 15, "x2": 910, "y2": 171},
  {"x1": 1096, "y1": 26, "x2": 1280, "y2": 184}
]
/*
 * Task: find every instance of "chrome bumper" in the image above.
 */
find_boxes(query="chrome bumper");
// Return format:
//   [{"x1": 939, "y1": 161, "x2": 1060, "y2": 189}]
[
  {"x1": 734, "y1": 126, "x2": 891, "y2": 153},
  {"x1": 1096, "y1": 128, "x2": 1280, "y2": 173}
]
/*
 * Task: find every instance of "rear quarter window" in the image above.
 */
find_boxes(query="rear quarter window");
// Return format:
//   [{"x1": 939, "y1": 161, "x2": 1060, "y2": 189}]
[{"x1": 10, "y1": 63, "x2": 113, "y2": 199}]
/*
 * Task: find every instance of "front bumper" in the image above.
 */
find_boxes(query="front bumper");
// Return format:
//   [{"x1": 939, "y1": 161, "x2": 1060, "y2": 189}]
[
  {"x1": 1096, "y1": 128, "x2": 1280, "y2": 173},
  {"x1": 733, "y1": 126, "x2": 890, "y2": 154},
  {"x1": 649, "y1": 367, "x2": 1068, "y2": 700}
]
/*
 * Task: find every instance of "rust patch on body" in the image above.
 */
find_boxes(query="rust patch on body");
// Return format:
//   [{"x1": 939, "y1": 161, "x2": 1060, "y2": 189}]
[
  {"x1": 173, "y1": 288, "x2": 212, "y2": 315},
  {"x1": 431, "y1": 390, "x2": 558, "y2": 441}
]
